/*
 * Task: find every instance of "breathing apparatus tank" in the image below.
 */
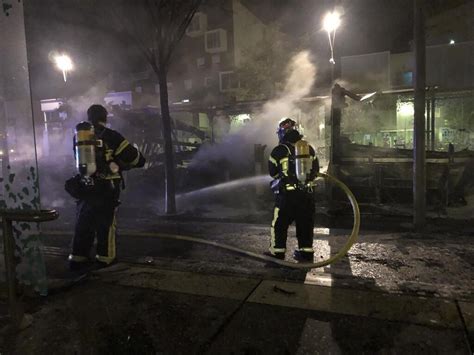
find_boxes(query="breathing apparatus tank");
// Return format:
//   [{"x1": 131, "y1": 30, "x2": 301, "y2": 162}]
[
  {"x1": 295, "y1": 139, "x2": 312, "y2": 183},
  {"x1": 74, "y1": 121, "x2": 98, "y2": 184}
]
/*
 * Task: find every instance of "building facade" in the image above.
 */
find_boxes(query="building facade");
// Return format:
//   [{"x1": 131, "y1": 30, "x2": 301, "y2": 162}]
[{"x1": 339, "y1": 41, "x2": 473, "y2": 151}]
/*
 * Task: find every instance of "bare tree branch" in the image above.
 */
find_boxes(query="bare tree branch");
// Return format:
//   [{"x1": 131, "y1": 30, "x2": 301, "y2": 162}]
[{"x1": 106, "y1": 0, "x2": 204, "y2": 214}]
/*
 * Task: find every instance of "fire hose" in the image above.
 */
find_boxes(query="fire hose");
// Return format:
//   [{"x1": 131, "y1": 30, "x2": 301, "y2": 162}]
[
  {"x1": 119, "y1": 172, "x2": 360, "y2": 269},
  {"x1": 69, "y1": 122, "x2": 359, "y2": 268}
]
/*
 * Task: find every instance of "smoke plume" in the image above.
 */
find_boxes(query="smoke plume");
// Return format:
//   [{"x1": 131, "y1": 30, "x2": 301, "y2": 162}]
[
  {"x1": 67, "y1": 78, "x2": 109, "y2": 117},
  {"x1": 190, "y1": 51, "x2": 317, "y2": 171}
]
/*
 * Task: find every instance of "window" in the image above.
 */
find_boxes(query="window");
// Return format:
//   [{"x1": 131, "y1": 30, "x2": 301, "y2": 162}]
[
  {"x1": 44, "y1": 111, "x2": 60, "y2": 123},
  {"x1": 219, "y1": 71, "x2": 238, "y2": 92},
  {"x1": 204, "y1": 77, "x2": 213, "y2": 88},
  {"x1": 184, "y1": 79, "x2": 193, "y2": 91},
  {"x1": 196, "y1": 57, "x2": 205, "y2": 67},
  {"x1": 205, "y1": 29, "x2": 227, "y2": 53},
  {"x1": 199, "y1": 113, "x2": 209, "y2": 129},
  {"x1": 402, "y1": 71, "x2": 413, "y2": 86},
  {"x1": 186, "y1": 12, "x2": 207, "y2": 37},
  {"x1": 211, "y1": 54, "x2": 221, "y2": 64},
  {"x1": 188, "y1": 16, "x2": 201, "y2": 32},
  {"x1": 207, "y1": 32, "x2": 220, "y2": 49}
]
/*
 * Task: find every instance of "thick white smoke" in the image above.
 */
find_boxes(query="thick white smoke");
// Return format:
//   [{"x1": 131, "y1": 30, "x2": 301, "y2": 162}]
[
  {"x1": 67, "y1": 78, "x2": 109, "y2": 117},
  {"x1": 190, "y1": 50, "x2": 317, "y2": 170},
  {"x1": 260, "y1": 51, "x2": 317, "y2": 120}
]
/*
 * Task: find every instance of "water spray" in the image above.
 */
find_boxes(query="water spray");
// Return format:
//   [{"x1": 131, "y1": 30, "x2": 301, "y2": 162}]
[{"x1": 51, "y1": 172, "x2": 358, "y2": 269}]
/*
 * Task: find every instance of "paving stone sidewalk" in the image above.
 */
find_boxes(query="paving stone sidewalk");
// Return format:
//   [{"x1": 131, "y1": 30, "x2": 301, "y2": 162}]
[{"x1": 2, "y1": 263, "x2": 472, "y2": 354}]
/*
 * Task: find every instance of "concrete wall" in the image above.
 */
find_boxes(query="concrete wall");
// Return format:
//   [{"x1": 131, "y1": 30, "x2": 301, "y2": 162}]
[
  {"x1": 340, "y1": 51, "x2": 391, "y2": 91},
  {"x1": 342, "y1": 41, "x2": 474, "y2": 91},
  {"x1": 232, "y1": 0, "x2": 266, "y2": 68}
]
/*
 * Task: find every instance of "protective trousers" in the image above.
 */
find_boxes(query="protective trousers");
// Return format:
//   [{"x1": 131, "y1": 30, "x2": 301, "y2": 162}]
[
  {"x1": 270, "y1": 190, "x2": 315, "y2": 255},
  {"x1": 69, "y1": 198, "x2": 117, "y2": 264}
]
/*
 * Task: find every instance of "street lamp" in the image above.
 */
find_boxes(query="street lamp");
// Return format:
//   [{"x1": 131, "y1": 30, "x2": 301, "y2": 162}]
[
  {"x1": 322, "y1": 11, "x2": 341, "y2": 65},
  {"x1": 54, "y1": 54, "x2": 73, "y2": 82}
]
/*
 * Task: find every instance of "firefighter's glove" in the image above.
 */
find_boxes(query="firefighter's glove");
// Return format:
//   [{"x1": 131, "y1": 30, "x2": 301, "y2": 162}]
[
  {"x1": 65, "y1": 174, "x2": 93, "y2": 199},
  {"x1": 109, "y1": 161, "x2": 120, "y2": 174},
  {"x1": 270, "y1": 179, "x2": 282, "y2": 195}
]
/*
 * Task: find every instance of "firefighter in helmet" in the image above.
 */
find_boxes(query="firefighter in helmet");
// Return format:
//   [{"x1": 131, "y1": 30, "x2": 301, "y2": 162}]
[
  {"x1": 67, "y1": 104, "x2": 145, "y2": 270},
  {"x1": 267, "y1": 118, "x2": 319, "y2": 261}
]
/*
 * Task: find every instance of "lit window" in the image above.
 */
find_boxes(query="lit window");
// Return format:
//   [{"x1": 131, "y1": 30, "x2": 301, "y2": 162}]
[
  {"x1": 199, "y1": 113, "x2": 209, "y2": 128},
  {"x1": 402, "y1": 71, "x2": 413, "y2": 86}
]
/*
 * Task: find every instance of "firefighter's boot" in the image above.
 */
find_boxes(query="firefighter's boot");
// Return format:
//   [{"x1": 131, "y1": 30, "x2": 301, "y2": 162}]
[{"x1": 293, "y1": 250, "x2": 314, "y2": 262}]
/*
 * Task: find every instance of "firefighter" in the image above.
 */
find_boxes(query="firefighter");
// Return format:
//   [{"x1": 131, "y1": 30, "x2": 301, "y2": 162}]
[
  {"x1": 267, "y1": 118, "x2": 319, "y2": 261},
  {"x1": 67, "y1": 104, "x2": 145, "y2": 270}
]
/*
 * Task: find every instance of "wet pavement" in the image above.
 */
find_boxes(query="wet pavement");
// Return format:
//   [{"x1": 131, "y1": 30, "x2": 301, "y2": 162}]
[
  {"x1": 3, "y1": 263, "x2": 472, "y2": 353},
  {"x1": 43, "y1": 215, "x2": 474, "y2": 301},
  {"x1": 1, "y1": 214, "x2": 474, "y2": 352}
]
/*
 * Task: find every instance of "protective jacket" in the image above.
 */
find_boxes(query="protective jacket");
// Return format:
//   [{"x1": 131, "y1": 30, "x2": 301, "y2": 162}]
[
  {"x1": 268, "y1": 140, "x2": 319, "y2": 257},
  {"x1": 268, "y1": 142, "x2": 319, "y2": 192},
  {"x1": 94, "y1": 124, "x2": 145, "y2": 174},
  {"x1": 69, "y1": 123, "x2": 145, "y2": 266},
  {"x1": 72, "y1": 124, "x2": 145, "y2": 180}
]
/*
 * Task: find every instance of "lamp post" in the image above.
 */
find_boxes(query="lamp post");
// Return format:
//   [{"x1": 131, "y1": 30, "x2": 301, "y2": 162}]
[
  {"x1": 322, "y1": 11, "x2": 341, "y2": 82},
  {"x1": 413, "y1": 0, "x2": 426, "y2": 231},
  {"x1": 49, "y1": 53, "x2": 73, "y2": 157},
  {"x1": 53, "y1": 54, "x2": 73, "y2": 82}
]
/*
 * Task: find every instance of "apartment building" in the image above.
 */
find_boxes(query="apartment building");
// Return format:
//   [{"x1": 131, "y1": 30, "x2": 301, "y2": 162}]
[{"x1": 119, "y1": 0, "x2": 271, "y2": 108}]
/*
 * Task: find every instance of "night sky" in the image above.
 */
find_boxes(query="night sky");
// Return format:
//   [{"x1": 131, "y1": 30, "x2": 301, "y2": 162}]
[
  {"x1": 24, "y1": 0, "x2": 472, "y2": 98},
  {"x1": 261, "y1": 0, "x2": 470, "y2": 52}
]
